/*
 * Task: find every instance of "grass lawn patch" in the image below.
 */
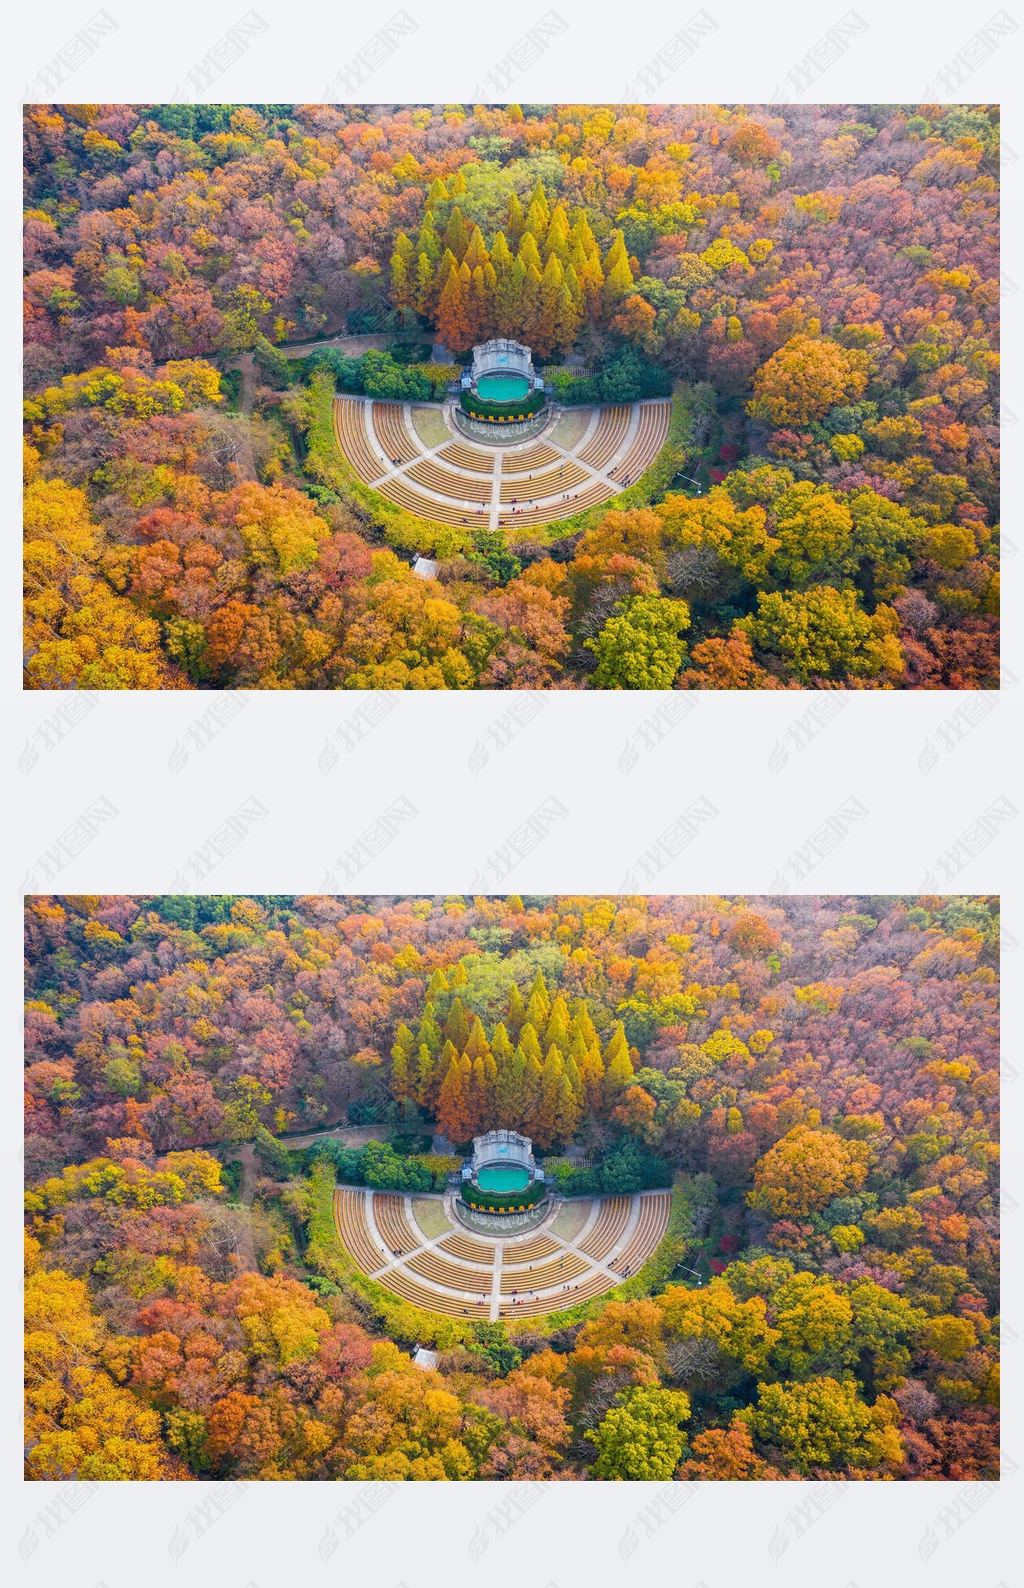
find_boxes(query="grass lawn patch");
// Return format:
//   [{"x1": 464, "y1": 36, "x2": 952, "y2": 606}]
[
  {"x1": 550, "y1": 408, "x2": 590, "y2": 449},
  {"x1": 412, "y1": 1197, "x2": 452, "y2": 1239},
  {"x1": 550, "y1": 1199, "x2": 592, "y2": 1241},
  {"x1": 411, "y1": 405, "x2": 452, "y2": 448}
]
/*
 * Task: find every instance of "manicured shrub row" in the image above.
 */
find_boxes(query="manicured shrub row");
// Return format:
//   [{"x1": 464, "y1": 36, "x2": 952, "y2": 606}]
[
  {"x1": 460, "y1": 388, "x2": 546, "y2": 421},
  {"x1": 459, "y1": 1180, "x2": 547, "y2": 1212}
]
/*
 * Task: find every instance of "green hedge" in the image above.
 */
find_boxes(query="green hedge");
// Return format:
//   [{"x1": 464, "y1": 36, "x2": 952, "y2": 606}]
[
  {"x1": 460, "y1": 1179, "x2": 547, "y2": 1213},
  {"x1": 299, "y1": 1136, "x2": 458, "y2": 1192},
  {"x1": 461, "y1": 388, "x2": 546, "y2": 421}
]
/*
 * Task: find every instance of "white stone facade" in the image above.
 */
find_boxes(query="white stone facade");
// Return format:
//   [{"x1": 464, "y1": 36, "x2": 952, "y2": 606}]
[
  {"x1": 470, "y1": 339, "x2": 534, "y2": 383},
  {"x1": 471, "y1": 1128, "x2": 535, "y2": 1172}
]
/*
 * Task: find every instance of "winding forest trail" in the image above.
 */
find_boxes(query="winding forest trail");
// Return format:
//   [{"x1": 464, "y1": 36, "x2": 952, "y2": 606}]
[
  {"x1": 221, "y1": 351, "x2": 258, "y2": 482},
  {"x1": 232, "y1": 1143, "x2": 259, "y2": 1273}
]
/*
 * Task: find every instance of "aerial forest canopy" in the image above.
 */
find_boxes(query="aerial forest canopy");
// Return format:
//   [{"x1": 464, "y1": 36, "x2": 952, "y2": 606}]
[
  {"x1": 23, "y1": 103, "x2": 998, "y2": 689},
  {"x1": 25, "y1": 894, "x2": 999, "y2": 1481}
]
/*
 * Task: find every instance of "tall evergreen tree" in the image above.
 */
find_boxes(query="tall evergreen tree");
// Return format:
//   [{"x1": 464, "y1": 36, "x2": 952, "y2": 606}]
[
  {"x1": 517, "y1": 231, "x2": 543, "y2": 276},
  {"x1": 528, "y1": 178, "x2": 551, "y2": 230},
  {"x1": 578, "y1": 1042, "x2": 605, "y2": 1113},
  {"x1": 570, "y1": 1001, "x2": 599, "y2": 1049},
  {"x1": 438, "y1": 1049, "x2": 473, "y2": 1143},
  {"x1": 389, "y1": 234, "x2": 416, "y2": 312},
  {"x1": 552, "y1": 1070, "x2": 580, "y2": 1143},
  {"x1": 604, "y1": 1023, "x2": 635, "y2": 1103},
  {"x1": 544, "y1": 213, "x2": 569, "y2": 262},
  {"x1": 507, "y1": 983, "x2": 526, "y2": 1039},
  {"x1": 577, "y1": 249, "x2": 606, "y2": 319},
  {"x1": 437, "y1": 264, "x2": 474, "y2": 352},
  {"x1": 603, "y1": 230, "x2": 635, "y2": 312},
  {"x1": 564, "y1": 1049, "x2": 584, "y2": 1106},
  {"x1": 417, "y1": 1003, "x2": 442, "y2": 1054},
  {"x1": 425, "y1": 175, "x2": 448, "y2": 208},
  {"x1": 415, "y1": 1043, "x2": 436, "y2": 1108},
  {"x1": 506, "y1": 190, "x2": 525, "y2": 243},
  {"x1": 537, "y1": 1044, "x2": 570, "y2": 1147},
  {"x1": 519, "y1": 1021, "x2": 543, "y2": 1066},
  {"x1": 390, "y1": 1036, "x2": 412, "y2": 1102},
  {"x1": 414, "y1": 215, "x2": 442, "y2": 264},
  {"x1": 521, "y1": 1046, "x2": 544, "y2": 1138},
  {"x1": 490, "y1": 231, "x2": 518, "y2": 336},
  {"x1": 525, "y1": 971, "x2": 551, "y2": 1029},
  {"x1": 464, "y1": 1016, "x2": 490, "y2": 1062},
  {"x1": 545, "y1": 995, "x2": 571, "y2": 1051},
  {"x1": 444, "y1": 205, "x2": 470, "y2": 261},
  {"x1": 433, "y1": 246, "x2": 459, "y2": 295},
  {"x1": 463, "y1": 229, "x2": 490, "y2": 273},
  {"x1": 470, "y1": 1053, "x2": 489, "y2": 1133},
  {"x1": 444, "y1": 996, "x2": 471, "y2": 1051},
  {"x1": 414, "y1": 252, "x2": 435, "y2": 316},
  {"x1": 508, "y1": 256, "x2": 527, "y2": 338},
  {"x1": 569, "y1": 211, "x2": 597, "y2": 255},
  {"x1": 500, "y1": 1043, "x2": 527, "y2": 1128},
  {"x1": 491, "y1": 1022, "x2": 513, "y2": 1064},
  {"x1": 469, "y1": 264, "x2": 488, "y2": 344}
]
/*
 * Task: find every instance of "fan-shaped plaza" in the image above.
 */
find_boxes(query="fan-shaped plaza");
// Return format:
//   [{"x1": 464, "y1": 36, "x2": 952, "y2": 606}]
[
  {"x1": 333, "y1": 1129, "x2": 671, "y2": 1321},
  {"x1": 332, "y1": 338, "x2": 670, "y2": 532}
]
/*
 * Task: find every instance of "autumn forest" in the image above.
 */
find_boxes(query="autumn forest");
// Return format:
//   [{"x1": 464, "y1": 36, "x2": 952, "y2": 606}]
[
  {"x1": 23, "y1": 103, "x2": 999, "y2": 689},
  {"x1": 25, "y1": 894, "x2": 1000, "y2": 1482}
]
